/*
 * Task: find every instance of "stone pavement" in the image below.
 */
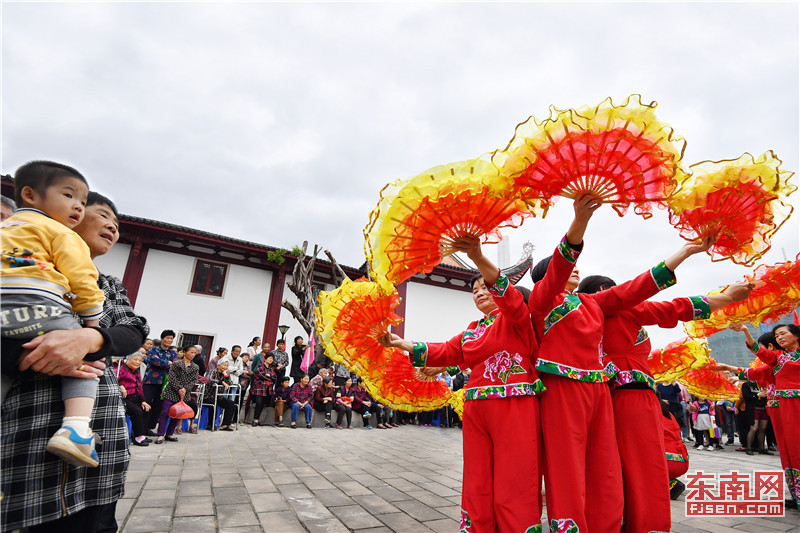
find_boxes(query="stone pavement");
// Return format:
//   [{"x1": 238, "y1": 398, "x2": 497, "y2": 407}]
[{"x1": 116, "y1": 425, "x2": 798, "y2": 532}]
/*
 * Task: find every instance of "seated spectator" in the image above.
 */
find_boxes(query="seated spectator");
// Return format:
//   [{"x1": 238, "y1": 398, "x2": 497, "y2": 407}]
[
  {"x1": 116, "y1": 353, "x2": 152, "y2": 446},
  {"x1": 204, "y1": 360, "x2": 239, "y2": 431},
  {"x1": 309, "y1": 367, "x2": 330, "y2": 393},
  {"x1": 336, "y1": 377, "x2": 356, "y2": 429},
  {"x1": 273, "y1": 376, "x2": 292, "y2": 427},
  {"x1": 313, "y1": 377, "x2": 337, "y2": 427},
  {"x1": 155, "y1": 345, "x2": 199, "y2": 444},
  {"x1": 207, "y1": 347, "x2": 227, "y2": 378},
  {"x1": 352, "y1": 378, "x2": 379, "y2": 429},
  {"x1": 251, "y1": 354, "x2": 276, "y2": 427},
  {"x1": 332, "y1": 362, "x2": 351, "y2": 387},
  {"x1": 375, "y1": 403, "x2": 394, "y2": 429},
  {"x1": 289, "y1": 374, "x2": 313, "y2": 429}
]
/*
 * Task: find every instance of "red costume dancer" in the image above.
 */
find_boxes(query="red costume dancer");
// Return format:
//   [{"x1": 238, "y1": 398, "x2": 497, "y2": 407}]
[
  {"x1": 381, "y1": 198, "x2": 599, "y2": 533},
  {"x1": 728, "y1": 324, "x2": 800, "y2": 510},
  {"x1": 530, "y1": 258, "x2": 684, "y2": 532},
  {"x1": 582, "y1": 274, "x2": 750, "y2": 532},
  {"x1": 599, "y1": 295, "x2": 710, "y2": 532},
  {"x1": 661, "y1": 408, "x2": 689, "y2": 499}
]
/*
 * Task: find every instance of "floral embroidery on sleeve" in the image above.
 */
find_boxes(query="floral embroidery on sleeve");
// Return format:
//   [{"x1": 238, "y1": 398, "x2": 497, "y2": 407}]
[
  {"x1": 688, "y1": 296, "x2": 711, "y2": 320},
  {"x1": 558, "y1": 236, "x2": 581, "y2": 264},
  {"x1": 650, "y1": 261, "x2": 676, "y2": 291},
  {"x1": 411, "y1": 342, "x2": 428, "y2": 367},
  {"x1": 486, "y1": 273, "x2": 510, "y2": 297}
]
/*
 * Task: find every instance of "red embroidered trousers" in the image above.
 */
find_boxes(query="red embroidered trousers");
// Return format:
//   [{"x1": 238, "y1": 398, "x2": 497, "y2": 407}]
[
  {"x1": 612, "y1": 389, "x2": 671, "y2": 533},
  {"x1": 539, "y1": 375, "x2": 623, "y2": 532},
  {"x1": 461, "y1": 394, "x2": 542, "y2": 532},
  {"x1": 771, "y1": 399, "x2": 800, "y2": 506}
]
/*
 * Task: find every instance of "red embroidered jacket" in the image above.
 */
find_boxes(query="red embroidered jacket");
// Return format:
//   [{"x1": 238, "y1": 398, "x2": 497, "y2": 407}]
[
  {"x1": 603, "y1": 297, "x2": 711, "y2": 391},
  {"x1": 530, "y1": 262, "x2": 676, "y2": 382},
  {"x1": 745, "y1": 345, "x2": 800, "y2": 400},
  {"x1": 411, "y1": 236, "x2": 583, "y2": 401},
  {"x1": 662, "y1": 412, "x2": 688, "y2": 463}
]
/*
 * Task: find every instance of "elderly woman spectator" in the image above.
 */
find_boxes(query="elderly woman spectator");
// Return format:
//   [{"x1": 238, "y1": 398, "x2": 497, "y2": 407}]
[
  {"x1": 331, "y1": 362, "x2": 351, "y2": 387},
  {"x1": 309, "y1": 367, "x2": 330, "y2": 393},
  {"x1": 273, "y1": 376, "x2": 292, "y2": 427},
  {"x1": 289, "y1": 373, "x2": 313, "y2": 428},
  {"x1": 116, "y1": 353, "x2": 152, "y2": 446},
  {"x1": 207, "y1": 347, "x2": 227, "y2": 378},
  {"x1": 191, "y1": 344, "x2": 206, "y2": 378},
  {"x1": 143, "y1": 330, "x2": 177, "y2": 432},
  {"x1": 313, "y1": 377, "x2": 337, "y2": 428},
  {"x1": 1, "y1": 191, "x2": 149, "y2": 532},
  {"x1": 250, "y1": 354, "x2": 276, "y2": 427},
  {"x1": 335, "y1": 377, "x2": 356, "y2": 429},
  {"x1": 154, "y1": 345, "x2": 199, "y2": 444},
  {"x1": 204, "y1": 360, "x2": 239, "y2": 431},
  {"x1": 0, "y1": 194, "x2": 15, "y2": 221},
  {"x1": 352, "y1": 378, "x2": 379, "y2": 429}
]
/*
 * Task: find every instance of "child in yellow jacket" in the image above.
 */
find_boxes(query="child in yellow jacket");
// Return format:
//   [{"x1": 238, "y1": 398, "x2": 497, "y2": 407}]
[{"x1": 1, "y1": 160, "x2": 105, "y2": 467}]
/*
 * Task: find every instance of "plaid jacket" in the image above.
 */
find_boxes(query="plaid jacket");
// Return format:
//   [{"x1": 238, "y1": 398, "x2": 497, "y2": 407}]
[
  {"x1": 250, "y1": 362, "x2": 276, "y2": 397},
  {"x1": 1, "y1": 273, "x2": 149, "y2": 531}
]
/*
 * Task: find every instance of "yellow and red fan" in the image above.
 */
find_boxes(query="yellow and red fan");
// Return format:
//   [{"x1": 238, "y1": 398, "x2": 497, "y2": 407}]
[
  {"x1": 492, "y1": 94, "x2": 685, "y2": 218},
  {"x1": 685, "y1": 254, "x2": 800, "y2": 338},
  {"x1": 649, "y1": 338, "x2": 711, "y2": 383},
  {"x1": 678, "y1": 360, "x2": 740, "y2": 402},
  {"x1": 668, "y1": 151, "x2": 796, "y2": 266},
  {"x1": 364, "y1": 158, "x2": 547, "y2": 285},
  {"x1": 315, "y1": 276, "x2": 463, "y2": 416}
]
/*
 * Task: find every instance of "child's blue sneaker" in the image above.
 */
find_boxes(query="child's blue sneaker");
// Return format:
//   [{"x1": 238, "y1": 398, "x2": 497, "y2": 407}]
[{"x1": 45, "y1": 426, "x2": 100, "y2": 467}]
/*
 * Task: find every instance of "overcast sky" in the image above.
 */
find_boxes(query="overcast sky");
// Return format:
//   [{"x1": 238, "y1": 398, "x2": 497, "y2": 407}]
[{"x1": 3, "y1": 2, "x2": 798, "y2": 348}]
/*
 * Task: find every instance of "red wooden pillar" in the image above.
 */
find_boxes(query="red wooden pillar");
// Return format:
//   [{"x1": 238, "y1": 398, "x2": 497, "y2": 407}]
[
  {"x1": 121, "y1": 236, "x2": 149, "y2": 309},
  {"x1": 263, "y1": 269, "x2": 286, "y2": 346},
  {"x1": 392, "y1": 281, "x2": 407, "y2": 337}
]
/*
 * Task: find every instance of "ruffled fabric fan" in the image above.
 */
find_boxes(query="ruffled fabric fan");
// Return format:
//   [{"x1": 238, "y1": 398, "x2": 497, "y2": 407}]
[
  {"x1": 649, "y1": 338, "x2": 711, "y2": 383},
  {"x1": 685, "y1": 254, "x2": 800, "y2": 338},
  {"x1": 492, "y1": 94, "x2": 686, "y2": 218},
  {"x1": 364, "y1": 158, "x2": 546, "y2": 285},
  {"x1": 678, "y1": 360, "x2": 740, "y2": 402},
  {"x1": 316, "y1": 276, "x2": 463, "y2": 416},
  {"x1": 668, "y1": 151, "x2": 796, "y2": 266}
]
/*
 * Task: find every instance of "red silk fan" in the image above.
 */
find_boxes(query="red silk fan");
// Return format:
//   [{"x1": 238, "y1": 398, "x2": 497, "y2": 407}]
[
  {"x1": 316, "y1": 277, "x2": 458, "y2": 413},
  {"x1": 678, "y1": 360, "x2": 740, "y2": 401},
  {"x1": 493, "y1": 95, "x2": 685, "y2": 218},
  {"x1": 668, "y1": 151, "x2": 795, "y2": 266}
]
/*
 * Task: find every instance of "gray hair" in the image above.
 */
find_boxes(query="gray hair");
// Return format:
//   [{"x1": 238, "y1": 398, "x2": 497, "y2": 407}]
[{"x1": 1, "y1": 195, "x2": 15, "y2": 210}]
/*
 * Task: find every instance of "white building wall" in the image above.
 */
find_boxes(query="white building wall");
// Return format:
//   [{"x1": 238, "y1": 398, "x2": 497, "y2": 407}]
[
  {"x1": 404, "y1": 282, "x2": 479, "y2": 343},
  {"x1": 132, "y1": 249, "x2": 271, "y2": 353},
  {"x1": 92, "y1": 243, "x2": 130, "y2": 280}
]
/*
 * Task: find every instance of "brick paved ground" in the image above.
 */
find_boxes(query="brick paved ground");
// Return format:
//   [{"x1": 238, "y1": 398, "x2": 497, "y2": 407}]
[{"x1": 116, "y1": 425, "x2": 798, "y2": 532}]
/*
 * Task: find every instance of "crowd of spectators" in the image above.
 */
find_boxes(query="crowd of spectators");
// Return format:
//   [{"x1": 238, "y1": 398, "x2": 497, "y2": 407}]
[
  {"x1": 656, "y1": 378, "x2": 778, "y2": 455},
  {"x1": 118, "y1": 332, "x2": 467, "y2": 442}
]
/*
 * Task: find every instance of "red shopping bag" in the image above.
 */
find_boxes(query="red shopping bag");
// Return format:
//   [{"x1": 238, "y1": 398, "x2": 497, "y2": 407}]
[{"x1": 168, "y1": 399, "x2": 195, "y2": 419}]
